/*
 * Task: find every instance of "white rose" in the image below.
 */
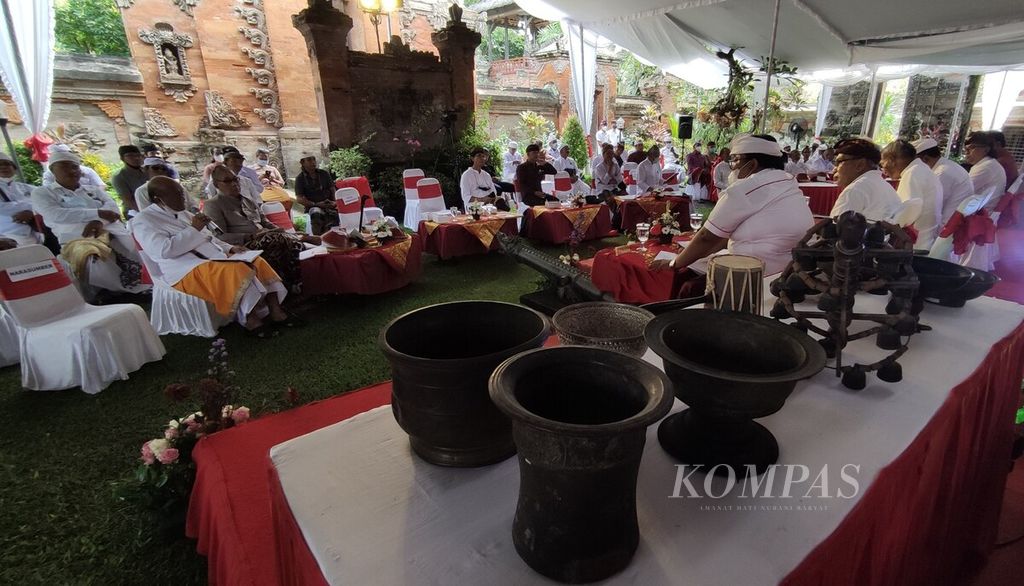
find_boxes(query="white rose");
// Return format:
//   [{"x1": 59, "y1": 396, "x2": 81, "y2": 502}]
[{"x1": 147, "y1": 438, "x2": 170, "y2": 457}]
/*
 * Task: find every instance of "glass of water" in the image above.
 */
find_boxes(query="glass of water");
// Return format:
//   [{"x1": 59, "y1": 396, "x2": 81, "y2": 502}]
[
  {"x1": 689, "y1": 213, "x2": 703, "y2": 231},
  {"x1": 636, "y1": 222, "x2": 650, "y2": 252}
]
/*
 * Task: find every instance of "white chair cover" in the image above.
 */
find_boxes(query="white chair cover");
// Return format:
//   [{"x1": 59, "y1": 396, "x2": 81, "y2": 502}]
[
  {"x1": 0, "y1": 306, "x2": 21, "y2": 367},
  {"x1": 415, "y1": 178, "x2": 447, "y2": 222},
  {"x1": 335, "y1": 187, "x2": 384, "y2": 232},
  {"x1": 622, "y1": 162, "x2": 640, "y2": 196},
  {"x1": 553, "y1": 172, "x2": 573, "y2": 201},
  {"x1": 135, "y1": 246, "x2": 227, "y2": 337},
  {"x1": 402, "y1": 169, "x2": 426, "y2": 228},
  {"x1": 261, "y1": 201, "x2": 295, "y2": 232},
  {"x1": 0, "y1": 245, "x2": 165, "y2": 393}
]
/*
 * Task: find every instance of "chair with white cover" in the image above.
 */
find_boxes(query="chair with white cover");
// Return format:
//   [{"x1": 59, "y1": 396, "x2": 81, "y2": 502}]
[
  {"x1": 553, "y1": 172, "x2": 573, "y2": 201},
  {"x1": 0, "y1": 245, "x2": 166, "y2": 393},
  {"x1": 129, "y1": 230, "x2": 228, "y2": 338},
  {"x1": 402, "y1": 169, "x2": 426, "y2": 228},
  {"x1": 336, "y1": 187, "x2": 384, "y2": 232},
  {"x1": 929, "y1": 196, "x2": 993, "y2": 267},
  {"x1": 622, "y1": 162, "x2": 640, "y2": 195},
  {"x1": 416, "y1": 178, "x2": 447, "y2": 222},
  {"x1": 0, "y1": 306, "x2": 21, "y2": 367},
  {"x1": 261, "y1": 201, "x2": 295, "y2": 232}
]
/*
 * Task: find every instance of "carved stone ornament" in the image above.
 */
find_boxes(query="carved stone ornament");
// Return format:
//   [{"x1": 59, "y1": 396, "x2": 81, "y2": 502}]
[
  {"x1": 448, "y1": 2, "x2": 463, "y2": 25},
  {"x1": 138, "y1": 23, "x2": 197, "y2": 103},
  {"x1": 171, "y1": 0, "x2": 200, "y2": 16},
  {"x1": 205, "y1": 91, "x2": 251, "y2": 129},
  {"x1": 259, "y1": 135, "x2": 283, "y2": 170},
  {"x1": 143, "y1": 107, "x2": 179, "y2": 137},
  {"x1": 194, "y1": 118, "x2": 227, "y2": 145},
  {"x1": 250, "y1": 88, "x2": 282, "y2": 128},
  {"x1": 234, "y1": 0, "x2": 282, "y2": 128},
  {"x1": 96, "y1": 100, "x2": 126, "y2": 125}
]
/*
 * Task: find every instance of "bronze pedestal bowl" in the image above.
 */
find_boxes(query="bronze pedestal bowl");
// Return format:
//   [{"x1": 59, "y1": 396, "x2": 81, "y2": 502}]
[{"x1": 645, "y1": 310, "x2": 826, "y2": 475}]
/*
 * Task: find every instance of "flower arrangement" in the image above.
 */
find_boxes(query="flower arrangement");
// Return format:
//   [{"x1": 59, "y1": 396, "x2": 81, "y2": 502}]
[
  {"x1": 650, "y1": 203, "x2": 683, "y2": 244},
  {"x1": 467, "y1": 201, "x2": 484, "y2": 219},
  {"x1": 368, "y1": 217, "x2": 393, "y2": 240},
  {"x1": 571, "y1": 194, "x2": 587, "y2": 208},
  {"x1": 559, "y1": 252, "x2": 581, "y2": 266},
  {"x1": 125, "y1": 339, "x2": 250, "y2": 537}
]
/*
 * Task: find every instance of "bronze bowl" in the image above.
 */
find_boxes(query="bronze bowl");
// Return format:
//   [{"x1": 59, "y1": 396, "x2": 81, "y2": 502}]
[
  {"x1": 645, "y1": 309, "x2": 826, "y2": 475},
  {"x1": 912, "y1": 256, "x2": 974, "y2": 301},
  {"x1": 551, "y1": 302, "x2": 655, "y2": 357}
]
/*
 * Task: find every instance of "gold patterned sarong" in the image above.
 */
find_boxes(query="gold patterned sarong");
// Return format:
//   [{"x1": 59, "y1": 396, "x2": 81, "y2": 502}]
[{"x1": 173, "y1": 257, "x2": 281, "y2": 317}]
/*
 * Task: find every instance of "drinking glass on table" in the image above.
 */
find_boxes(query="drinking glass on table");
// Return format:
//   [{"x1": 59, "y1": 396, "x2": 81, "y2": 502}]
[
  {"x1": 450, "y1": 206, "x2": 460, "y2": 217},
  {"x1": 689, "y1": 213, "x2": 703, "y2": 231},
  {"x1": 636, "y1": 222, "x2": 651, "y2": 252}
]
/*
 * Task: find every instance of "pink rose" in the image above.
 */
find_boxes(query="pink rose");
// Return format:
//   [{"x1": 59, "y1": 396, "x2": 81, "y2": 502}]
[
  {"x1": 164, "y1": 426, "x2": 179, "y2": 440},
  {"x1": 141, "y1": 442, "x2": 155, "y2": 465},
  {"x1": 157, "y1": 447, "x2": 179, "y2": 465},
  {"x1": 230, "y1": 406, "x2": 251, "y2": 424}
]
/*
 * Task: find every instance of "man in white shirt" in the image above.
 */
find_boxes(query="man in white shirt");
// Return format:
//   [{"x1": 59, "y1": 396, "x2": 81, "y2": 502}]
[
  {"x1": 881, "y1": 139, "x2": 943, "y2": 248},
  {"x1": 828, "y1": 138, "x2": 902, "y2": 221},
  {"x1": 964, "y1": 132, "x2": 1008, "y2": 211},
  {"x1": 31, "y1": 150, "x2": 148, "y2": 298},
  {"x1": 636, "y1": 146, "x2": 665, "y2": 193},
  {"x1": 606, "y1": 123, "x2": 623, "y2": 148},
  {"x1": 565, "y1": 168, "x2": 590, "y2": 197},
  {"x1": 653, "y1": 134, "x2": 812, "y2": 278},
  {"x1": 546, "y1": 139, "x2": 560, "y2": 162},
  {"x1": 809, "y1": 147, "x2": 836, "y2": 175},
  {"x1": 133, "y1": 177, "x2": 290, "y2": 336},
  {"x1": 784, "y1": 150, "x2": 808, "y2": 177},
  {"x1": 914, "y1": 138, "x2": 973, "y2": 224},
  {"x1": 595, "y1": 121, "x2": 609, "y2": 148},
  {"x1": 460, "y1": 147, "x2": 499, "y2": 209},
  {"x1": 712, "y1": 146, "x2": 732, "y2": 193},
  {"x1": 0, "y1": 152, "x2": 39, "y2": 246},
  {"x1": 502, "y1": 141, "x2": 522, "y2": 182},
  {"x1": 593, "y1": 146, "x2": 623, "y2": 194},
  {"x1": 41, "y1": 144, "x2": 106, "y2": 189},
  {"x1": 553, "y1": 145, "x2": 578, "y2": 174}
]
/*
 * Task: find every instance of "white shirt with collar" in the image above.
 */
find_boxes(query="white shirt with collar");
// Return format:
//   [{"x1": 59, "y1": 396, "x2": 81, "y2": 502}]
[
  {"x1": 896, "y1": 158, "x2": 943, "y2": 248},
  {"x1": 553, "y1": 156, "x2": 578, "y2": 174},
  {"x1": 636, "y1": 158, "x2": 664, "y2": 193},
  {"x1": 606, "y1": 128, "x2": 623, "y2": 146},
  {"x1": 593, "y1": 159, "x2": 622, "y2": 193},
  {"x1": 713, "y1": 160, "x2": 731, "y2": 189},
  {"x1": 131, "y1": 203, "x2": 234, "y2": 286},
  {"x1": 459, "y1": 167, "x2": 496, "y2": 208},
  {"x1": 969, "y1": 156, "x2": 1008, "y2": 211},
  {"x1": 784, "y1": 160, "x2": 809, "y2": 176},
  {"x1": 704, "y1": 169, "x2": 813, "y2": 275},
  {"x1": 31, "y1": 182, "x2": 125, "y2": 244},
  {"x1": 0, "y1": 177, "x2": 36, "y2": 244},
  {"x1": 829, "y1": 170, "x2": 903, "y2": 222},
  {"x1": 568, "y1": 179, "x2": 591, "y2": 197},
  {"x1": 42, "y1": 165, "x2": 105, "y2": 189},
  {"x1": 932, "y1": 157, "x2": 973, "y2": 223},
  {"x1": 809, "y1": 157, "x2": 835, "y2": 174},
  {"x1": 502, "y1": 151, "x2": 522, "y2": 181},
  {"x1": 595, "y1": 128, "x2": 609, "y2": 147}
]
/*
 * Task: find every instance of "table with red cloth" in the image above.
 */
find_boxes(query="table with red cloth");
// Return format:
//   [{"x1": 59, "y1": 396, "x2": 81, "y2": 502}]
[
  {"x1": 798, "y1": 182, "x2": 843, "y2": 215},
  {"x1": 417, "y1": 214, "x2": 519, "y2": 260},
  {"x1": 184, "y1": 290, "x2": 1024, "y2": 585},
  {"x1": 616, "y1": 194, "x2": 691, "y2": 234},
  {"x1": 590, "y1": 237, "x2": 689, "y2": 303},
  {"x1": 520, "y1": 204, "x2": 612, "y2": 244},
  {"x1": 298, "y1": 234, "x2": 422, "y2": 295}
]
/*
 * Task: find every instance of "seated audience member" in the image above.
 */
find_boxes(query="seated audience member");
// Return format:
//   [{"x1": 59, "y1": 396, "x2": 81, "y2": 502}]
[
  {"x1": 712, "y1": 147, "x2": 732, "y2": 193},
  {"x1": 613, "y1": 143, "x2": 626, "y2": 168},
  {"x1": 626, "y1": 140, "x2": 647, "y2": 164},
  {"x1": 553, "y1": 145, "x2": 578, "y2": 174},
  {"x1": 652, "y1": 134, "x2": 812, "y2": 295},
  {"x1": 250, "y1": 148, "x2": 285, "y2": 188},
  {"x1": 828, "y1": 138, "x2": 902, "y2": 221},
  {"x1": 964, "y1": 131, "x2": 1008, "y2": 211},
  {"x1": 41, "y1": 144, "x2": 105, "y2": 188},
  {"x1": 201, "y1": 148, "x2": 226, "y2": 193},
  {"x1": 460, "y1": 147, "x2": 509, "y2": 210},
  {"x1": 135, "y1": 158, "x2": 189, "y2": 211},
  {"x1": 0, "y1": 152, "x2": 40, "y2": 246},
  {"x1": 222, "y1": 146, "x2": 264, "y2": 196},
  {"x1": 546, "y1": 139, "x2": 560, "y2": 162},
  {"x1": 914, "y1": 138, "x2": 972, "y2": 224},
  {"x1": 133, "y1": 177, "x2": 296, "y2": 337},
  {"x1": 293, "y1": 153, "x2": 338, "y2": 235},
  {"x1": 784, "y1": 149, "x2": 808, "y2": 177},
  {"x1": 515, "y1": 144, "x2": 558, "y2": 207},
  {"x1": 110, "y1": 145, "x2": 147, "y2": 216},
  {"x1": 593, "y1": 145, "x2": 624, "y2": 195},
  {"x1": 809, "y1": 147, "x2": 836, "y2": 175},
  {"x1": 31, "y1": 150, "x2": 148, "y2": 299},
  {"x1": 881, "y1": 139, "x2": 943, "y2": 248},
  {"x1": 990, "y1": 131, "x2": 1019, "y2": 188},
  {"x1": 636, "y1": 146, "x2": 666, "y2": 193},
  {"x1": 565, "y1": 168, "x2": 592, "y2": 197},
  {"x1": 204, "y1": 166, "x2": 319, "y2": 291},
  {"x1": 662, "y1": 139, "x2": 681, "y2": 170}
]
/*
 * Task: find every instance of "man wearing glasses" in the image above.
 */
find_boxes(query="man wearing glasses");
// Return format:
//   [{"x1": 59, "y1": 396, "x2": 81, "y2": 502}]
[
  {"x1": 828, "y1": 138, "x2": 902, "y2": 221},
  {"x1": 963, "y1": 132, "x2": 1008, "y2": 212}
]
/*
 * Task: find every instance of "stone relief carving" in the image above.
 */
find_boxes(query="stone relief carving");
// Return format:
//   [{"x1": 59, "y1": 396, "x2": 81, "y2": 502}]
[
  {"x1": 65, "y1": 123, "x2": 108, "y2": 149},
  {"x1": 234, "y1": 0, "x2": 282, "y2": 128},
  {"x1": 205, "y1": 91, "x2": 251, "y2": 129},
  {"x1": 138, "y1": 23, "x2": 197, "y2": 103},
  {"x1": 171, "y1": 0, "x2": 200, "y2": 16},
  {"x1": 194, "y1": 118, "x2": 227, "y2": 145},
  {"x1": 95, "y1": 101, "x2": 126, "y2": 126},
  {"x1": 142, "y1": 107, "x2": 179, "y2": 137},
  {"x1": 259, "y1": 135, "x2": 284, "y2": 171}
]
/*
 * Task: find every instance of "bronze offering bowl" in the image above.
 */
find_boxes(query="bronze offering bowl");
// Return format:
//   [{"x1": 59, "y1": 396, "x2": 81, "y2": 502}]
[{"x1": 551, "y1": 302, "x2": 655, "y2": 357}]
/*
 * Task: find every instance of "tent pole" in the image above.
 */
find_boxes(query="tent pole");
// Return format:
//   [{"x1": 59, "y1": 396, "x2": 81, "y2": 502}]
[
  {"x1": 989, "y1": 71, "x2": 1008, "y2": 129},
  {"x1": 761, "y1": 0, "x2": 782, "y2": 134},
  {"x1": 946, "y1": 78, "x2": 968, "y2": 154}
]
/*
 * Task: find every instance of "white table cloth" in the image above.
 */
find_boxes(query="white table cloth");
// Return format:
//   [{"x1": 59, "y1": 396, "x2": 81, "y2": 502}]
[{"x1": 271, "y1": 290, "x2": 1024, "y2": 585}]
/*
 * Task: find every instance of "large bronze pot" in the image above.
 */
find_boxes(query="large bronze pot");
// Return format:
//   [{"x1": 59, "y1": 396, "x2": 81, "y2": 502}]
[
  {"x1": 489, "y1": 346, "x2": 673, "y2": 583},
  {"x1": 645, "y1": 310, "x2": 826, "y2": 475},
  {"x1": 379, "y1": 300, "x2": 549, "y2": 467}
]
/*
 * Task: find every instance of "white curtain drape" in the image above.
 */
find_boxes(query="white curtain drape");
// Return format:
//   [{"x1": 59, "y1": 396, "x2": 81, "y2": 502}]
[
  {"x1": 563, "y1": 19, "x2": 598, "y2": 136},
  {"x1": 0, "y1": 0, "x2": 54, "y2": 135},
  {"x1": 814, "y1": 85, "x2": 832, "y2": 137},
  {"x1": 981, "y1": 71, "x2": 1024, "y2": 131}
]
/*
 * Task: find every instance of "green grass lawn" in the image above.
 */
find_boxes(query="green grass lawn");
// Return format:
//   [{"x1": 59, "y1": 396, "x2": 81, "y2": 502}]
[{"x1": 0, "y1": 235, "x2": 628, "y2": 584}]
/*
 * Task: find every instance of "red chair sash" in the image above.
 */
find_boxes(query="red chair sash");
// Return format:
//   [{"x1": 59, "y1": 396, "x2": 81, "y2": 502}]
[
  {"x1": 266, "y1": 210, "x2": 295, "y2": 230},
  {"x1": 404, "y1": 175, "x2": 424, "y2": 190},
  {"x1": 662, "y1": 172, "x2": 680, "y2": 185},
  {"x1": 418, "y1": 182, "x2": 443, "y2": 200},
  {"x1": 554, "y1": 177, "x2": 572, "y2": 191},
  {"x1": 0, "y1": 259, "x2": 73, "y2": 300},
  {"x1": 623, "y1": 170, "x2": 636, "y2": 185},
  {"x1": 337, "y1": 177, "x2": 373, "y2": 198},
  {"x1": 938, "y1": 210, "x2": 996, "y2": 256}
]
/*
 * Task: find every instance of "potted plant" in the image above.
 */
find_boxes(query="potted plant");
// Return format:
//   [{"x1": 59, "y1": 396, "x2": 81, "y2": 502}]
[
  {"x1": 651, "y1": 203, "x2": 683, "y2": 245},
  {"x1": 468, "y1": 201, "x2": 484, "y2": 221}
]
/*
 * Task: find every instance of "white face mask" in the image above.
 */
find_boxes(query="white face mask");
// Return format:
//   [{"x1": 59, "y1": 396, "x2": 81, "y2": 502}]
[
  {"x1": 727, "y1": 159, "x2": 754, "y2": 186},
  {"x1": 256, "y1": 158, "x2": 269, "y2": 166},
  {"x1": 214, "y1": 154, "x2": 225, "y2": 163}
]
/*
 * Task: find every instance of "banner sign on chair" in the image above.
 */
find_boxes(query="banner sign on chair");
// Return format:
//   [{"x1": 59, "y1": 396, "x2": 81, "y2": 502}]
[
  {"x1": 0, "y1": 259, "x2": 71, "y2": 300},
  {"x1": 339, "y1": 191, "x2": 360, "y2": 206}
]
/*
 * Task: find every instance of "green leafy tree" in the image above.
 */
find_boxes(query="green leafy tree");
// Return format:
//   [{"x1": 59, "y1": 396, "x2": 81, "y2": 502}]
[
  {"x1": 535, "y1": 23, "x2": 562, "y2": 49},
  {"x1": 55, "y1": 0, "x2": 130, "y2": 56},
  {"x1": 328, "y1": 146, "x2": 372, "y2": 179},
  {"x1": 478, "y1": 27, "x2": 525, "y2": 60},
  {"x1": 618, "y1": 54, "x2": 661, "y2": 96},
  {"x1": 561, "y1": 116, "x2": 588, "y2": 176},
  {"x1": 515, "y1": 111, "x2": 555, "y2": 144}
]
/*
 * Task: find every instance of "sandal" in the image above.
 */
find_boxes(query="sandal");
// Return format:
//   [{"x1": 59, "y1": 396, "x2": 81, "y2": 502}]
[{"x1": 246, "y1": 323, "x2": 281, "y2": 339}]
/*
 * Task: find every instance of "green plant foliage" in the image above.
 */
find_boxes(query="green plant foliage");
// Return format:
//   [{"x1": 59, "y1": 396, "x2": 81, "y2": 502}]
[
  {"x1": 516, "y1": 111, "x2": 555, "y2": 145},
  {"x1": 561, "y1": 116, "x2": 589, "y2": 175},
  {"x1": 478, "y1": 26, "x2": 525, "y2": 59},
  {"x1": 618, "y1": 54, "x2": 661, "y2": 97},
  {"x1": 55, "y1": 0, "x2": 130, "y2": 56},
  {"x1": 328, "y1": 146, "x2": 373, "y2": 180},
  {"x1": 535, "y1": 23, "x2": 563, "y2": 49},
  {"x1": 629, "y1": 106, "x2": 671, "y2": 147},
  {"x1": 12, "y1": 144, "x2": 42, "y2": 185}
]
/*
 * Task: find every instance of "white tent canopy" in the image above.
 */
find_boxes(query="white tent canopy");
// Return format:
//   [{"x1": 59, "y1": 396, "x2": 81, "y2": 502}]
[{"x1": 519, "y1": 0, "x2": 1024, "y2": 89}]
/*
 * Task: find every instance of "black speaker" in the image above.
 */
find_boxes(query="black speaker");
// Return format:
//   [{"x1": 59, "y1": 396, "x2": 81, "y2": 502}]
[{"x1": 677, "y1": 114, "x2": 694, "y2": 139}]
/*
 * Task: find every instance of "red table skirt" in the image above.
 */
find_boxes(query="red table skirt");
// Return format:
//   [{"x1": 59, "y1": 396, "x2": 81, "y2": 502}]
[
  {"x1": 590, "y1": 239, "x2": 684, "y2": 303},
  {"x1": 799, "y1": 184, "x2": 842, "y2": 215},
  {"x1": 188, "y1": 325, "x2": 1024, "y2": 586},
  {"x1": 299, "y1": 234, "x2": 422, "y2": 295},
  {"x1": 417, "y1": 217, "x2": 518, "y2": 260},
  {"x1": 618, "y1": 195, "x2": 691, "y2": 234},
  {"x1": 521, "y1": 205, "x2": 612, "y2": 244}
]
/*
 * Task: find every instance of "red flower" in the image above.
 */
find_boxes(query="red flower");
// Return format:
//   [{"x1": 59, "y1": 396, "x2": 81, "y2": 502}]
[{"x1": 650, "y1": 223, "x2": 663, "y2": 236}]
